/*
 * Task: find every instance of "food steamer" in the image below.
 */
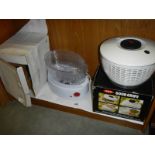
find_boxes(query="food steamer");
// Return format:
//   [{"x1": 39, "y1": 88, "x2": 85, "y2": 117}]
[{"x1": 45, "y1": 50, "x2": 89, "y2": 99}]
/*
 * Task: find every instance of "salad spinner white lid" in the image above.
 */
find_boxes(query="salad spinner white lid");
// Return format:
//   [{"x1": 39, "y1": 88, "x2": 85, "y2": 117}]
[{"x1": 100, "y1": 36, "x2": 155, "y2": 66}]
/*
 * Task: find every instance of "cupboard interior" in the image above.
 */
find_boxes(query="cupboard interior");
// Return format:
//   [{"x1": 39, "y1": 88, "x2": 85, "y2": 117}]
[{"x1": 1, "y1": 19, "x2": 155, "y2": 131}]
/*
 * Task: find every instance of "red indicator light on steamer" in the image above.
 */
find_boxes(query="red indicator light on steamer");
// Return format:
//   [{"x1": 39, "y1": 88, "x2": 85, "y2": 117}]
[
  {"x1": 103, "y1": 89, "x2": 113, "y2": 94},
  {"x1": 74, "y1": 92, "x2": 80, "y2": 97}
]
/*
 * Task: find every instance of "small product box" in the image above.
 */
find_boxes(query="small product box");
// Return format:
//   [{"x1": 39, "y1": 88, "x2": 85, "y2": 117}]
[{"x1": 92, "y1": 66, "x2": 155, "y2": 121}]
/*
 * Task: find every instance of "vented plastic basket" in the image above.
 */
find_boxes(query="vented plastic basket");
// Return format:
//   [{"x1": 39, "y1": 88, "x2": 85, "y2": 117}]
[{"x1": 102, "y1": 57, "x2": 155, "y2": 87}]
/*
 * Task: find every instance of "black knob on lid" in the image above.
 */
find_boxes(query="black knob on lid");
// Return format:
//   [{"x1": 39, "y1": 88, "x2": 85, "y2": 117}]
[{"x1": 120, "y1": 39, "x2": 141, "y2": 50}]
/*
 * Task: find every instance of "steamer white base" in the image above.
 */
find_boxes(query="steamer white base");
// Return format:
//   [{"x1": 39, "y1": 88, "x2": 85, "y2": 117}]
[{"x1": 48, "y1": 76, "x2": 89, "y2": 99}]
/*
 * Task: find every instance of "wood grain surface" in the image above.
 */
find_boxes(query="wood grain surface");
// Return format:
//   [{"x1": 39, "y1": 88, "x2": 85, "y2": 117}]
[{"x1": 47, "y1": 19, "x2": 155, "y2": 75}]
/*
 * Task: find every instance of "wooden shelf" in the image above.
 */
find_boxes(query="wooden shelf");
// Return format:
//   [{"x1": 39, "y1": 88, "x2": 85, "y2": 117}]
[
  {"x1": 31, "y1": 82, "x2": 154, "y2": 132},
  {"x1": 32, "y1": 98, "x2": 144, "y2": 131}
]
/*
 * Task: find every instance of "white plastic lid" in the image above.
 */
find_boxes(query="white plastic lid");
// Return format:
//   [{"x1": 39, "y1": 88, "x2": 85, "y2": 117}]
[{"x1": 100, "y1": 36, "x2": 155, "y2": 66}]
